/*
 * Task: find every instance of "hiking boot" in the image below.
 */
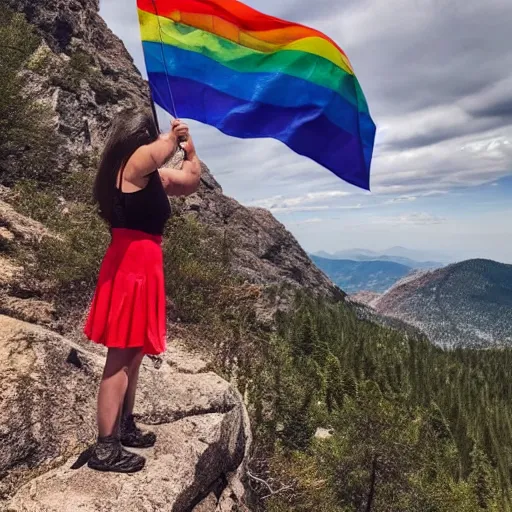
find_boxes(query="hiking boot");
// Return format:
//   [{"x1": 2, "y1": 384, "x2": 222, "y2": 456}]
[
  {"x1": 121, "y1": 414, "x2": 156, "y2": 448},
  {"x1": 87, "y1": 435, "x2": 145, "y2": 473}
]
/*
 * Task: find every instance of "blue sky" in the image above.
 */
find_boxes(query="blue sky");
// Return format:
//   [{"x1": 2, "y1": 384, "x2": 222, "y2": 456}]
[{"x1": 99, "y1": 0, "x2": 512, "y2": 263}]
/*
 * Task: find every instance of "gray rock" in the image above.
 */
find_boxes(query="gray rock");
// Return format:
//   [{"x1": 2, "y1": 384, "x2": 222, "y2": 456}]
[
  {"x1": 164, "y1": 339, "x2": 210, "y2": 375},
  {"x1": 0, "y1": 200, "x2": 55, "y2": 244},
  {"x1": 0, "y1": 296, "x2": 55, "y2": 327},
  {"x1": 193, "y1": 493, "x2": 218, "y2": 512},
  {"x1": 0, "y1": 257, "x2": 22, "y2": 287},
  {"x1": 7, "y1": 413, "x2": 244, "y2": 512},
  {"x1": 5, "y1": 0, "x2": 150, "y2": 184},
  {"x1": 0, "y1": 315, "x2": 251, "y2": 511}
]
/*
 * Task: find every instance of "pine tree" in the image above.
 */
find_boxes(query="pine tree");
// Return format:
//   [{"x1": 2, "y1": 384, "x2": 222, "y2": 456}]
[
  {"x1": 469, "y1": 445, "x2": 496, "y2": 509},
  {"x1": 325, "y1": 354, "x2": 345, "y2": 413}
]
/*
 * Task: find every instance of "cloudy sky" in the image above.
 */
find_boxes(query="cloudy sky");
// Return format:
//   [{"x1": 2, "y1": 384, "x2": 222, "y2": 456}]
[{"x1": 99, "y1": 0, "x2": 512, "y2": 263}]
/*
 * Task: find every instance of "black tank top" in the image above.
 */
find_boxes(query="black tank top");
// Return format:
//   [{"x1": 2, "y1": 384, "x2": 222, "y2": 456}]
[{"x1": 111, "y1": 170, "x2": 172, "y2": 236}]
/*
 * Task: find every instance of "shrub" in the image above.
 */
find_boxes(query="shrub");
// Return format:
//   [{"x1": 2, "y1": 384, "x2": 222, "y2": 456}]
[
  {"x1": 12, "y1": 180, "x2": 109, "y2": 303},
  {"x1": 0, "y1": 6, "x2": 63, "y2": 186},
  {"x1": 162, "y1": 215, "x2": 233, "y2": 323}
]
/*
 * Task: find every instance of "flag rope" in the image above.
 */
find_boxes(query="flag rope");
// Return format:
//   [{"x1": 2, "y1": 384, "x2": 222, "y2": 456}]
[{"x1": 150, "y1": 0, "x2": 178, "y2": 119}]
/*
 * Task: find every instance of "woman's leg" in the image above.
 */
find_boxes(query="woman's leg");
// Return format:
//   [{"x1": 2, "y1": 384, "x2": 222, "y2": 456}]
[
  {"x1": 122, "y1": 349, "x2": 145, "y2": 419},
  {"x1": 97, "y1": 347, "x2": 140, "y2": 437},
  {"x1": 120, "y1": 350, "x2": 157, "y2": 448},
  {"x1": 89, "y1": 347, "x2": 146, "y2": 473}
]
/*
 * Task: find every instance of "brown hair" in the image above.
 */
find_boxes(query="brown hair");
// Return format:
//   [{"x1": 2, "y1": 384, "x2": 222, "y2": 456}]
[{"x1": 93, "y1": 108, "x2": 159, "y2": 223}]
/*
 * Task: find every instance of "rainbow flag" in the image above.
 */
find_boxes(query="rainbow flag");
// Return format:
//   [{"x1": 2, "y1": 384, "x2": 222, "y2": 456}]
[{"x1": 137, "y1": 0, "x2": 376, "y2": 190}]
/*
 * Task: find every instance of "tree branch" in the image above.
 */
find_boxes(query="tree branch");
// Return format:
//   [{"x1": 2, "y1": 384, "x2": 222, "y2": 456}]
[{"x1": 246, "y1": 470, "x2": 293, "y2": 500}]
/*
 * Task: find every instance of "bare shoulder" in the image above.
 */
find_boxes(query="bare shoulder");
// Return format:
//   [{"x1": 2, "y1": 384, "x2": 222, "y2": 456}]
[{"x1": 124, "y1": 145, "x2": 155, "y2": 180}]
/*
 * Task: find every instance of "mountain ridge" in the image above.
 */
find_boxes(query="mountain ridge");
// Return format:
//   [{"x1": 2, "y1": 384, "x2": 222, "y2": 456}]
[
  {"x1": 368, "y1": 258, "x2": 512, "y2": 348},
  {"x1": 310, "y1": 255, "x2": 413, "y2": 293},
  {"x1": 312, "y1": 249, "x2": 444, "y2": 269}
]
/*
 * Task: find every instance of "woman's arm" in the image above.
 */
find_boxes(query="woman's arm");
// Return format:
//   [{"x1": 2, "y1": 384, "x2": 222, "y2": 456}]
[
  {"x1": 159, "y1": 137, "x2": 201, "y2": 197},
  {"x1": 123, "y1": 119, "x2": 188, "y2": 180}
]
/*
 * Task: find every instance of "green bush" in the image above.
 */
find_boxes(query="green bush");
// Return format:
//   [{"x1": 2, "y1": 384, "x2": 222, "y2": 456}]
[
  {"x1": 162, "y1": 215, "x2": 233, "y2": 323},
  {"x1": 26, "y1": 44, "x2": 52, "y2": 74},
  {"x1": 0, "y1": 6, "x2": 63, "y2": 186},
  {"x1": 12, "y1": 180, "x2": 109, "y2": 303},
  {"x1": 60, "y1": 151, "x2": 99, "y2": 203}
]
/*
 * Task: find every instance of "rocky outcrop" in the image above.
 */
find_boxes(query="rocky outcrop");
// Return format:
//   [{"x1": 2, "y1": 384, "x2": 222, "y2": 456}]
[
  {"x1": 0, "y1": 200, "x2": 57, "y2": 328},
  {"x1": 0, "y1": 201, "x2": 252, "y2": 511},
  {"x1": 0, "y1": 315, "x2": 251, "y2": 511},
  {"x1": 4, "y1": 0, "x2": 149, "y2": 183},
  {"x1": 0, "y1": 200, "x2": 55, "y2": 245},
  {"x1": 169, "y1": 155, "x2": 343, "y2": 301},
  {"x1": 6, "y1": 0, "x2": 146, "y2": 100},
  {"x1": 0, "y1": 257, "x2": 21, "y2": 288}
]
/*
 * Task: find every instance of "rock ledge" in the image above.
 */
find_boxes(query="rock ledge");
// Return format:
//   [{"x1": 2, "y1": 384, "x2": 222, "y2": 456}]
[{"x1": 0, "y1": 315, "x2": 251, "y2": 512}]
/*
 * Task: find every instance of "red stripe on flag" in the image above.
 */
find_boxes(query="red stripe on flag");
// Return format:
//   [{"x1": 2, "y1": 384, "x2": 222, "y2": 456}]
[{"x1": 137, "y1": 0, "x2": 347, "y2": 58}]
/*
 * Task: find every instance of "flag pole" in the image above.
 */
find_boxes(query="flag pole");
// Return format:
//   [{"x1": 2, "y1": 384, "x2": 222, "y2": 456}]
[
  {"x1": 149, "y1": 89, "x2": 161, "y2": 132},
  {"x1": 149, "y1": 87, "x2": 188, "y2": 161}
]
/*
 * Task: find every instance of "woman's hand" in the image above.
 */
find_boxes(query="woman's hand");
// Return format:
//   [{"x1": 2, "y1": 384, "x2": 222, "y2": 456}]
[
  {"x1": 172, "y1": 119, "x2": 189, "y2": 141},
  {"x1": 181, "y1": 136, "x2": 197, "y2": 160},
  {"x1": 171, "y1": 119, "x2": 197, "y2": 160},
  {"x1": 158, "y1": 130, "x2": 178, "y2": 154},
  {"x1": 158, "y1": 122, "x2": 200, "y2": 196}
]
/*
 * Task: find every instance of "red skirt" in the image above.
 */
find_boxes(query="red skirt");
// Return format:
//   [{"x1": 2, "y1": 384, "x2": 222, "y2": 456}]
[{"x1": 84, "y1": 228, "x2": 166, "y2": 355}]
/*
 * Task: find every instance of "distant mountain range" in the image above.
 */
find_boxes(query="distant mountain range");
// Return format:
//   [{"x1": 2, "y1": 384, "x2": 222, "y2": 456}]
[
  {"x1": 313, "y1": 247, "x2": 449, "y2": 269},
  {"x1": 310, "y1": 256, "x2": 413, "y2": 293},
  {"x1": 353, "y1": 259, "x2": 512, "y2": 348}
]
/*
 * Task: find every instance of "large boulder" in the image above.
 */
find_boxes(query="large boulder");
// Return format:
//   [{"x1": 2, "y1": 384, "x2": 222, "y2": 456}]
[{"x1": 0, "y1": 315, "x2": 251, "y2": 511}]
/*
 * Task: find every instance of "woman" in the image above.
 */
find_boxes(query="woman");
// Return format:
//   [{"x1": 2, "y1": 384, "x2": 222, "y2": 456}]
[{"x1": 84, "y1": 108, "x2": 201, "y2": 473}]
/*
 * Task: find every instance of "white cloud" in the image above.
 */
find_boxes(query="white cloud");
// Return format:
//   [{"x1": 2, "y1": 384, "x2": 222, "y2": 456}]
[
  {"x1": 384, "y1": 195, "x2": 417, "y2": 204},
  {"x1": 371, "y1": 125, "x2": 512, "y2": 195},
  {"x1": 290, "y1": 218, "x2": 324, "y2": 225},
  {"x1": 370, "y1": 212, "x2": 447, "y2": 226},
  {"x1": 247, "y1": 190, "x2": 351, "y2": 211}
]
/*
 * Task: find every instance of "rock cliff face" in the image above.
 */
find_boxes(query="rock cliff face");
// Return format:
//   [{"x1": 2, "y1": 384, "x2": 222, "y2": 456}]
[
  {"x1": 172, "y1": 156, "x2": 343, "y2": 298},
  {"x1": 2, "y1": 0, "x2": 149, "y2": 188}
]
